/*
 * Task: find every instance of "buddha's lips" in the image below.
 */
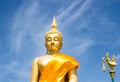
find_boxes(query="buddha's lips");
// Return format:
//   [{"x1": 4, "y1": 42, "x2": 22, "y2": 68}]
[
  {"x1": 51, "y1": 45, "x2": 56, "y2": 48},
  {"x1": 48, "y1": 44, "x2": 56, "y2": 49}
]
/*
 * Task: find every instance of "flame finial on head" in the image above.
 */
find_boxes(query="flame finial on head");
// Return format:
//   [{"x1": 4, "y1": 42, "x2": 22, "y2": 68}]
[
  {"x1": 51, "y1": 16, "x2": 57, "y2": 28},
  {"x1": 45, "y1": 16, "x2": 62, "y2": 39}
]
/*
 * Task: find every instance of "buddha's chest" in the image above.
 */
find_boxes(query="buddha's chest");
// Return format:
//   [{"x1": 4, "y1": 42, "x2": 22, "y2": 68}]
[{"x1": 37, "y1": 56, "x2": 53, "y2": 72}]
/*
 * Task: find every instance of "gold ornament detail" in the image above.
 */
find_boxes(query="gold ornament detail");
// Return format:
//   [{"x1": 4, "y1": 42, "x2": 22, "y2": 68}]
[{"x1": 45, "y1": 16, "x2": 62, "y2": 41}]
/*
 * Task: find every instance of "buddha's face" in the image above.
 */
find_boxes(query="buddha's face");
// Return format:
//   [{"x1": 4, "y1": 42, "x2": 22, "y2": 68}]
[{"x1": 45, "y1": 33, "x2": 62, "y2": 53}]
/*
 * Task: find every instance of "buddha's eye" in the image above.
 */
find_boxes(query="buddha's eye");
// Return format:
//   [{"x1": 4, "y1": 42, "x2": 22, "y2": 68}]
[
  {"x1": 54, "y1": 37, "x2": 59, "y2": 41},
  {"x1": 47, "y1": 37, "x2": 52, "y2": 41}
]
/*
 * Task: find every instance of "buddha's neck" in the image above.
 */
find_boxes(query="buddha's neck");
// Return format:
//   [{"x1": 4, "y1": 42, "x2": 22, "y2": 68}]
[{"x1": 49, "y1": 51, "x2": 59, "y2": 55}]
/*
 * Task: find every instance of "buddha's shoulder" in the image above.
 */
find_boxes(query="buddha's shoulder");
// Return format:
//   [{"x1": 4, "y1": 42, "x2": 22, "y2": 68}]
[
  {"x1": 34, "y1": 55, "x2": 52, "y2": 62},
  {"x1": 39, "y1": 55, "x2": 52, "y2": 59},
  {"x1": 32, "y1": 56, "x2": 49, "y2": 65}
]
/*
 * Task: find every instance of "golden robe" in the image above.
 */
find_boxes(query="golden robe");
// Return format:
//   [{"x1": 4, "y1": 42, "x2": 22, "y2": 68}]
[{"x1": 39, "y1": 54, "x2": 80, "y2": 82}]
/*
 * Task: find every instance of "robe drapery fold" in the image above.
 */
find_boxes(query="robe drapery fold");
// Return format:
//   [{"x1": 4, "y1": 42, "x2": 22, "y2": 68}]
[{"x1": 39, "y1": 54, "x2": 80, "y2": 82}]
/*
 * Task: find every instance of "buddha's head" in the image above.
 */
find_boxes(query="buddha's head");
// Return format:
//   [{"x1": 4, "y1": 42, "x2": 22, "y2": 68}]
[{"x1": 45, "y1": 17, "x2": 63, "y2": 55}]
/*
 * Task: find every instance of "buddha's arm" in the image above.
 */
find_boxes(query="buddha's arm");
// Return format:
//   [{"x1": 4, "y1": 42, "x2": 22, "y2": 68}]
[
  {"x1": 68, "y1": 68, "x2": 78, "y2": 82},
  {"x1": 30, "y1": 58, "x2": 39, "y2": 82}
]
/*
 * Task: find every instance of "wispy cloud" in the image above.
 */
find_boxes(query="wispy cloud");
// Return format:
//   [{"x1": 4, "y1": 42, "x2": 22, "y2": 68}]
[
  {"x1": 76, "y1": 39, "x2": 94, "y2": 54},
  {"x1": 10, "y1": 0, "x2": 46, "y2": 55},
  {"x1": 64, "y1": 0, "x2": 92, "y2": 25},
  {"x1": 0, "y1": 60, "x2": 31, "y2": 82},
  {"x1": 67, "y1": 38, "x2": 94, "y2": 56},
  {"x1": 57, "y1": 0, "x2": 92, "y2": 28},
  {"x1": 57, "y1": 0, "x2": 82, "y2": 20}
]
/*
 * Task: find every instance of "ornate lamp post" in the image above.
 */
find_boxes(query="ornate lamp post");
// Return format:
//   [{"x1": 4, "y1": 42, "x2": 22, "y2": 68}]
[{"x1": 102, "y1": 53, "x2": 117, "y2": 82}]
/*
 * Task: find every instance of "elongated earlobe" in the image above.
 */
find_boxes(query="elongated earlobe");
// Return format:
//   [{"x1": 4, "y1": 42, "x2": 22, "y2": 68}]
[{"x1": 45, "y1": 43, "x2": 48, "y2": 55}]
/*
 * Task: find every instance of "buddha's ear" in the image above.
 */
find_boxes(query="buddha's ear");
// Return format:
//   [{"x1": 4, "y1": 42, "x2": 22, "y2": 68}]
[
  {"x1": 45, "y1": 43, "x2": 49, "y2": 54},
  {"x1": 60, "y1": 42, "x2": 63, "y2": 50}
]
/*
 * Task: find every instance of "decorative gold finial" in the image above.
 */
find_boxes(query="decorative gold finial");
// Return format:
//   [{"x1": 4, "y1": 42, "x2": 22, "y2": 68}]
[
  {"x1": 102, "y1": 52, "x2": 117, "y2": 79},
  {"x1": 52, "y1": 16, "x2": 57, "y2": 28},
  {"x1": 45, "y1": 16, "x2": 62, "y2": 39}
]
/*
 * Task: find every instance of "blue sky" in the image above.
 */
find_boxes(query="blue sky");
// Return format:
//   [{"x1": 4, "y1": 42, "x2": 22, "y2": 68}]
[{"x1": 0, "y1": 0, "x2": 120, "y2": 82}]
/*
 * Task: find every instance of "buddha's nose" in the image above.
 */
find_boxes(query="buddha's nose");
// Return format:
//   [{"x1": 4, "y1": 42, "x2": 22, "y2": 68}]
[
  {"x1": 51, "y1": 40, "x2": 54, "y2": 45},
  {"x1": 51, "y1": 42, "x2": 54, "y2": 47}
]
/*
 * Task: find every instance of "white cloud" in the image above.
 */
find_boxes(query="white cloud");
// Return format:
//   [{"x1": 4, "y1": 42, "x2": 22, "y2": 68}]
[
  {"x1": 10, "y1": 0, "x2": 47, "y2": 55},
  {"x1": 57, "y1": 0, "x2": 82, "y2": 20},
  {"x1": 66, "y1": 0, "x2": 92, "y2": 22},
  {"x1": 0, "y1": 60, "x2": 31, "y2": 81},
  {"x1": 57, "y1": 0, "x2": 92, "y2": 27},
  {"x1": 77, "y1": 39, "x2": 94, "y2": 53},
  {"x1": 72, "y1": 38, "x2": 94, "y2": 55},
  {"x1": 11, "y1": 31, "x2": 24, "y2": 54}
]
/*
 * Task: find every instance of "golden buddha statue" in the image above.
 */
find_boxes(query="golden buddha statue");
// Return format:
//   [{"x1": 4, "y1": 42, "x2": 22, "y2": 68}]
[{"x1": 30, "y1": 16, "x2": 80, "y2": 82}]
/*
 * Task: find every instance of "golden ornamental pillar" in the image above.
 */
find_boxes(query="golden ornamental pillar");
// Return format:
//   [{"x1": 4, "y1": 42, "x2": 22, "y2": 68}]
[{"x1": 102, "y1": 53, "x2": 117, "y2": 82}]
